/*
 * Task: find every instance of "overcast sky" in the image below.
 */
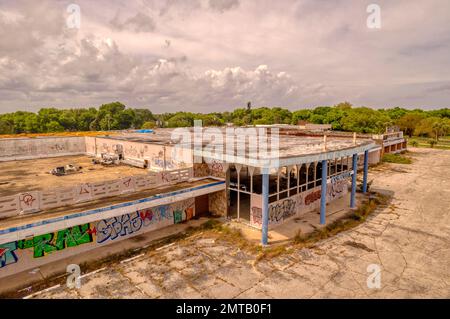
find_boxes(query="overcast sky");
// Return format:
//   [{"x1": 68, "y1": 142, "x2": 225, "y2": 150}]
[{"x1": 0, "y1": 0, "x2": 449, "y2": 113}]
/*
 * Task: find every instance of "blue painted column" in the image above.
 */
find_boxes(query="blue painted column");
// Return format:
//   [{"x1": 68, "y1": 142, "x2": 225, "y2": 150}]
[
  {"x1": 261, "y1": 172, "x2": 269, "y2": 246},
  {"x1": 320, "y1": 160, "x2": 327, "y2": 225},
  {"x1": 350, "y1": 153, "x2": 358, "y2": 208},
  {"x1": 362, "y1": 150, "x2": 369, "y2": 193}
]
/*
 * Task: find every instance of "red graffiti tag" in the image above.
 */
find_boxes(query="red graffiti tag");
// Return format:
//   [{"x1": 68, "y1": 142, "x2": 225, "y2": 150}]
[
  {"x1": 87, "y1": 227, "x2": 97, "y2": 235},
  {"x1": 0, "y1": 247, "x2": 7, "y2": 257},
  {"x1": 161, "y1": 172, "x2": 170, "y2": 183},
  {"x1": 123, "y1": 178, "x2": 132, "y2": 187},
  {"x1": 21, "y1": 193, "x2": 36, "y2": 207},
  {"x1": 79, "y1": 187, "x2": 90, "y2": 195},
  {"x1": 140, "y1": 210, "x2": 153, "y2": 221}
]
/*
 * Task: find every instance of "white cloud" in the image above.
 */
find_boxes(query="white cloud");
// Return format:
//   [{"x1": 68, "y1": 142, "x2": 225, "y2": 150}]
[{"x1": 0, "y1": 0, "x2": 449, "y2": 113}]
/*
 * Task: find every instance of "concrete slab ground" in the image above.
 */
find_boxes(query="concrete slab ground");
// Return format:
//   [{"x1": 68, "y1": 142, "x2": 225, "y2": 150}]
[
  {"x1": 0, "y1": 155, "x2": 146, "y2": 196},
  {"x1": 3, "y1": 148, "x2": 450, "y2": 298}
]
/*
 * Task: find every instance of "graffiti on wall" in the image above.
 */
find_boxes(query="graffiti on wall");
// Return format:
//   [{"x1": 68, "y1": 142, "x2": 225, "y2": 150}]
[
  {"x1": 328, "y1": 179, "x2": 347, "y2": 199},
  {"x1": 269, "y1": 198, "x2": 297, "y2": 224},
  {"x1": 209, "y1": 160, "x2": 223, "y2": 175},
  {"x1": 304, "y1": 190, "x2": 321, "y2": 206},
  {"x1": 152, "y1": 150, "x2": 176, "y2": 170},
  {"x1": 17, "y1": 223, "x2": 94, "y2": 258},
  {"x1": 0, "y1": 198, "x2": 195, "y2": 271},
  {"x1": 0, "y1": 242, "x2": 18, "y2": 268},
  {"x1": 96, "y1": 212, "x2": 143, "y2": 243},
  {"x1": 250, "y1": 178, "x2": 349, "y2": 229},
  {"x1": 251, "y1": 207, "x2": 262, "y2": 226},
  {"x1": 173, "y1": 198, "x2": 195, "y2": 224}
]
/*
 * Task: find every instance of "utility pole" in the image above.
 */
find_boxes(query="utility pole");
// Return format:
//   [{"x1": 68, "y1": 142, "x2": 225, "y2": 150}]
[{"x1": 247, "y1": 101, "x2": 252, "y2": 125}]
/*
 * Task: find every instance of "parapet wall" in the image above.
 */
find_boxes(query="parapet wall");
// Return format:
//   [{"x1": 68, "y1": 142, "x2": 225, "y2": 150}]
[
  {"x1": 250, "y1": 178, "x2": 349, "y2": 229},
  {"x1": 0, "y1": 137, "x2": 86, "y2": 161},
  {"x1": 0, "y1": 168, "x2": 193, "y2": 219},
  {"x1": 86, "y1": 136, "x2": 190, "y2": 170},
  {"x1": 0, "y1": 197, "x2": 196, "y2": 279}
]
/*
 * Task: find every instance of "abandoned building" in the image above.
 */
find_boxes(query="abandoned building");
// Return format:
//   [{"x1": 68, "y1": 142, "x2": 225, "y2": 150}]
[{"x1": 0, "y1": 127, "x2": 379, "y2": 280}]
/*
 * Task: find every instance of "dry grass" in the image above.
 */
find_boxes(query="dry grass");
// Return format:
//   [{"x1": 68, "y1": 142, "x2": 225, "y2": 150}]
[{"x1": 292, "y1": 192, "x2": 389, "y2": 248}]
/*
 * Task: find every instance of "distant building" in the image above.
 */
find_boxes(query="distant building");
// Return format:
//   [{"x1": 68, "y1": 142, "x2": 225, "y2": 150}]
[{"x1": 372, "y1": 126, "x2": 407, "y2": 155}]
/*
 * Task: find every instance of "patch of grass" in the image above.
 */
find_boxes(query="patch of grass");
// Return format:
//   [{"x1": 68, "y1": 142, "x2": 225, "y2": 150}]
[
  {"x1": 292, "y1": 193, "x2": 389, "y2": 248},
  {"x1": 382, "y1": 153, "x2": 412, "y2": 164},
  {"x1": 210, "y1": 224, "x2": 259, "y2": 252},
  {"x1": 255, "y1": 245, "x2": 291, "y2": 262},
  {"x1": 408, "y1": 136, "x2": 450, "y2": 150}
]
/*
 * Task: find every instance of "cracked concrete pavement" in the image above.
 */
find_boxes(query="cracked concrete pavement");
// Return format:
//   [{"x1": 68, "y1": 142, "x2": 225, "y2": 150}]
[{"x1": 30, "y1": 148, "x2": 450, "y2": 298}]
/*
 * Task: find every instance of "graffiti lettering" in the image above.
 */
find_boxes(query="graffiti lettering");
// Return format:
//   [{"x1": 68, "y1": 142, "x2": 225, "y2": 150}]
[
  {"x1": 96, "y1": 212, "x2": 143, "y2": 243},
  {"x1": 18, "y1": 224, "x2": 93, "y2": 258},
  {"x1": 0, "y1": 242, "x2": 18, "y2": 268},
  {"x1": 20, "y1": 193, "x2": 36, "y2": 207},
  {"x1": 251, "y1": 207, "x2": 262, "y2": 226}
]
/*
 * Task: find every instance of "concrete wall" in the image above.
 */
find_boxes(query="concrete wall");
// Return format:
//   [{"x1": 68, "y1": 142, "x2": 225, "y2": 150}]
[
  {"x1": 250, "y1": 178, "x2": 349, "y2": 229},
  {"x1": 0, "y1": 168, "x2": 193, "y2": 219},
  {"x1": 0, "y1": 137, "x2": 86, "y2": 161},
  {"x1": 208, "y1": 190, "x2": 227, "y2": 216},
  {"x1": 194, "y1": 161, "x2": 227, "y2": 179},
  {"x1": 0, "y1": 198, "x2": 195, "y2": 279},
  {"x1": 85, "y1": 137, "x2": 190, "y2": 170}
]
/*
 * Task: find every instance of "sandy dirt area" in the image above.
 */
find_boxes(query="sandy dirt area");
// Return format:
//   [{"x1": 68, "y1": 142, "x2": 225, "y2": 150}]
[{"x1": 23, "y1": 148, "x2": 450, "y2": 298}]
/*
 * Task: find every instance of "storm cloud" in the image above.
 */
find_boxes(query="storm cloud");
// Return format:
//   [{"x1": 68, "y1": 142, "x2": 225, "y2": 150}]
[{"x1": 0, "y1": 0, "x2": 449, "y2": 113}]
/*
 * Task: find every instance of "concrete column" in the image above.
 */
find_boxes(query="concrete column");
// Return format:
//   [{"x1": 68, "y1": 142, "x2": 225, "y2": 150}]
[
  {"x1": 362, "y1": 150, "x2": 369, "y2": 193},
  {"x1": 350, "y1": 153, "x2": 358, "y2": 208},
  {"x1": 320, "y1": 159, "x2": 327, "y2": 225},
  {"x1": 261, "y1": 172, "x2": 269, "y2": 246}
]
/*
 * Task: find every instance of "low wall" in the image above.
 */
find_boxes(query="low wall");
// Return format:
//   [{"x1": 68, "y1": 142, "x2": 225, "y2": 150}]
[
  {"x1": 0, "y1": 198, "x2": 195, "y2": 279},
  {"x1": 0, "y1": 137, "x2": 86, "y2": 161},
  {"x1": 0, "y1": 168, "x2": 193, "y2": 219},
  {"x1": 86, "y1": 137, "x2": 190, "y2": 171},
  {"x1": 250, "y1": 178, "x2": 349, "y2": 229}
]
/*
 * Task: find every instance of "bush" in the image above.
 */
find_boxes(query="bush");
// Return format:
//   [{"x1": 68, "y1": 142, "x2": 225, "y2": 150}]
[
  {"x1": 382, "y1": 153, "x2": 412, "y2": 164},
  {"x1": 141, "y1": 121, "x2": 156, "y2": 129}
]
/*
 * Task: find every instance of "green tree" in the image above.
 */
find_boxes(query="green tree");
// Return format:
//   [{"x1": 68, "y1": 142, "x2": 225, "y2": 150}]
[
  {"x1": 396, "y1": 113, "x2": 425, "y2": 137},
  {"x1": 141, "y1": 121, "x2": 156, "y2": 129},
  {"x1": 46, "y1": 121, "x2": 65, "y2": 132}
]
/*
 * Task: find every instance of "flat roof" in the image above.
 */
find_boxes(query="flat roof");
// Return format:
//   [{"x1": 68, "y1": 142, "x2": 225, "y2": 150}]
[
  {"x1": 102, "y1": 128, "x2": 376, "y2": 168},
  {"x1": 0, "y1": 155, "x2": 147, "y2": 196}
]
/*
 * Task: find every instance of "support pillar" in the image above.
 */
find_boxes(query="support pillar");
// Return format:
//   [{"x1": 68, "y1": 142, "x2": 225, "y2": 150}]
[
  {"x1": 261, "y1": 172, "x2": 269, "y2": 246},
  {"x1": 320, "y1": 159, "x2": 327, "y2": 225},
  {"x1": 362, "y1": 150, "x2": 369, "y2": 193},
  {"x1": 350, "y1": 153, "x2": 358, "y2": 208}
]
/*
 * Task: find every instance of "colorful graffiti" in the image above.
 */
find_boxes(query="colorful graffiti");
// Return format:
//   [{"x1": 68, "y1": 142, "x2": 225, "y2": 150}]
[
  {"x1": 173, "y1": 199, "x2": 195, "y2": 224},
  {"x1": 95, "y1": 198, "x2": 194, "y2": 243},
  {"x1": 17, "y1": 224, "x2": 94, "y2": 258},
  {"x1": 0, "y1": 198, "x2": 195, "y2": 274},
  {"x1": 0, "y1": 242, "x2": 18, "y2": 268}
]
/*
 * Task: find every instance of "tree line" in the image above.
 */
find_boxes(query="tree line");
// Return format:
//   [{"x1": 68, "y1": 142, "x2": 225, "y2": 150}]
[{"x1": 1, "y1": 101, "x2": 449, "y2": 140}]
